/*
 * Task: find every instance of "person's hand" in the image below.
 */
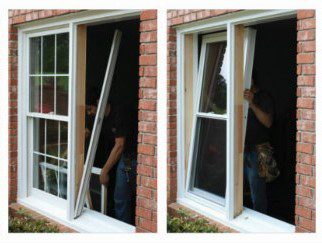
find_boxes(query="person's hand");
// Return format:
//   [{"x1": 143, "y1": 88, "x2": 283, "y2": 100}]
[
  {"x1": 244, "y1": 89, "x2": 254, "y2": 105},
  {"x1": 100, "y1": 169, "x2": 110, "y2": 186}
]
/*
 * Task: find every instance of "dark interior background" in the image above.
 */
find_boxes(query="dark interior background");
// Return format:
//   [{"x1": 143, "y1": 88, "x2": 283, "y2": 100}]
[
  {"x1": 243, "y1": 18, "x2": 297, "y2": 224},
  {"x1": 84, "y1": 18, "x2": 140, "y2": 222}
]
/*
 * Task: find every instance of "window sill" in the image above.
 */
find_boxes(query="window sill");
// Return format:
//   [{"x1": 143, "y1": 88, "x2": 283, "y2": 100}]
[
  {"x1": 18, "y1": 196, "x2": 135, "y2": 233},
  {"x1": 177, "y1": 197, "x2": 295, "y2": 233}
]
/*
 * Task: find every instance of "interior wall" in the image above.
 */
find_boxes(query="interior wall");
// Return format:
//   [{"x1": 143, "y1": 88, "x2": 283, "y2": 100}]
[
  {"x1": 245, "y1": 18, "x2": 297, "y2": 224},
  {"x1": 85, "y1": 18, "x2": 140, "y2": 221}
]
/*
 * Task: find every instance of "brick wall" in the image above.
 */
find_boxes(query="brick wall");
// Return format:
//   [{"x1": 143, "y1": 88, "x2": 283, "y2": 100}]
[
  {"x1": 295, "y1": 10, "x2": 316, "y2": 233},
  {"x1": 167, "y1": 9, "x2": 316, "y2": 232},
  {"x1": 136, "y1": 10, "x2": 158, "y2": 233},
  {"x1": 8, "y1": 9, "x2": 157, "y2": 233}
]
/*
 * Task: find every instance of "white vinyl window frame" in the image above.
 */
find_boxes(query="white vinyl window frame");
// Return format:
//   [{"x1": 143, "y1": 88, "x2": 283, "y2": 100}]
[
  {"x1": 186, "y1": 32, "x2": 228, "y2": 207},
  {"x1": 175, "y1": 10, "x2": 297, "y2": 233},
  {"x1": 25, "y1": 27, "x2": 71, "y2": 211},
  {"x1": 17, "y1": 10, "x2": 140, "y2": 233}
]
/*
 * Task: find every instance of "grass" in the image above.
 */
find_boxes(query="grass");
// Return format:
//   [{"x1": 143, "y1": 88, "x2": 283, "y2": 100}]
[
  {"x1": 9, "y1": 208, "x2": 59, "y2": 233},
  {"x1": 167, "y1": 208, "x2": 219, "y2": 233}
]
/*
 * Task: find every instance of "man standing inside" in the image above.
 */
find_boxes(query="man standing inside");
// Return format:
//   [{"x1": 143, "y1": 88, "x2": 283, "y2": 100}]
[
  {"x1": 243, "y1": 73, "x2": 274, "y2": 214},
  {"x1": 90, "y1": 100, "x2": 137, "y2": 225}
]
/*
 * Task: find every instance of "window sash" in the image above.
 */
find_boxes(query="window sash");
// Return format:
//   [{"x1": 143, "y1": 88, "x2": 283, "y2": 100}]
[
  {"x1": 183, "y1": 26, "x2": 257, "y2": 219},
  {"x1": 186, "y1": 32, "x2": 229, "y2": 206},
  {"x1": 25, "y1": 28, "x2": 71, "y2": 203}
]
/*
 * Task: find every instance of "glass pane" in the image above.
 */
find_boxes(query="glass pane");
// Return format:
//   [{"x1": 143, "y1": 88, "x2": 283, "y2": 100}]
[
  {"x1": 29, "y1": 76, "x2": 41, "y2": 112},
  {"x1": 42, "y1": 35, "x2": 55, "y2": 74},
  {"x1": 33, "y1": 154, "x2": 45, "y2": 191},
  {"x1": 45, "y1": 157, "x2": 59, "y2": 196},
  {"x1": 29, "y1": 37, "x2": 41, "y2": 74},
  {"x1": 56, "y1": 76, "x2": 69, "y2": 116},
  {"x1": 60, "y1": 121, "x2": 68, "y2": 159},
  {"x1": 33, "y1": 118, "x2": 45, "y2": 154},
  {"x1": 56, "y1": 33, "x2": 69, "y2": 74},
  {"x1": 58, "y1": 160, "x2": 68, "y2": 199},
  {"x1": 42, "y1": 76, "x2": 55, "y2": 114},
  {"x1": 192, "y1": 118, "x2": 226, "y2": 201},
  {"x1": 89, "y1": 173, "x2": 102, "y2": 212},
  {"x1": 199, "y1": 41, "x2": 228, "y2": 114},
  {"x1": 46, "y1": 120, "x2": 59, "y2": 157}
]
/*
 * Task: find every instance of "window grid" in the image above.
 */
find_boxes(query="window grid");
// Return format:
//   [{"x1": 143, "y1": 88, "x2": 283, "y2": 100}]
[{"x1": 27, "y1": 31, "x2": 69, "y2": 200}]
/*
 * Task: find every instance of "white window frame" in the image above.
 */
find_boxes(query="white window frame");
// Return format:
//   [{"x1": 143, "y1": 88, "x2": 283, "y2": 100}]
[
  {"x1": 186, "y1": 32, "x2": 228, "y2": 208},
  {"x1": 17, "y1": 10, "x2": 140, "y2": 233},
  {"x1": 175, "y1": 10, "x2": 297, "y2": 233}
]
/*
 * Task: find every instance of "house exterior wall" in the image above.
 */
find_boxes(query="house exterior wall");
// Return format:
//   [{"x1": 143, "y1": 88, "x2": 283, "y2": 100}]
[
  {"x1": 167, "y1": 9, "x2": 316, "y2": 232},
  {"x1": 8, "y1": 9, "x2": 157, "y2": 233}
]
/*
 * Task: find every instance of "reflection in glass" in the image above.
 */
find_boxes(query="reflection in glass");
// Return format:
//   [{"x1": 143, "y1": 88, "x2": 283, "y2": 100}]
[
  {"x1": 33, "y1": 154, "x2": 45, "y2": 191},
  {"x1": 58, "y1": 160, "x2": 68, "y2": 199},
  {"x1": 33, "y1": 118, "x2": 45, "y2": 154},
  {"x1": 42, "y1": 35, "x2": 55, "y2": 74},
  {"x1": 29, "y1": 37, "x2": 41, "y2": 74},
  {"x1": 192, "y1": 118, "x2": 226, "y2": 201},
  {"x1": 199, "y1": 41, "x2": 228, "y2": 114},
  {"x1": 56, "y1": 76, "x2": 69, "y2": 116},
  {"x1": 30, "y1": 76, "x2": 41, "y2": 113},
  {"x1": 60, "y1": 121, "x2": 68, "y2": 159},
  {"x1": 42, "y1": 77, "x2": 55, "y2": 114},
  {"x1": 89, "y1": 174, "x2": 102, "y2": 212},
  {"x1": 46, "y1": 120, "x2": 59, "y2": 157},
  {"x1": 56, "y1": 33, "x2": 69, "y2": 74}
]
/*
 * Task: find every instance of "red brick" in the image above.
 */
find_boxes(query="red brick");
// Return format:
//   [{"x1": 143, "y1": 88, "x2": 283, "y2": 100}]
[
  {"x1": 136, "y1": 206, "x2": 152, "y2": 220},
  {"x1": 296, "y1": 143, "x2": 313, "y2": 154},
  {"x1": 139, "y1": 99, "x2": 156, "y2": 111},
  {"x1": 297, "y1": 75, "x2": 315, "y2": 86},
  {"x1": 140, "y1": 31, "x2": 157, "y2": 43},
  {"x1": 296, "y1": 164, "x2": 313, "y2": 176},
  {"x1": 298, "y1": 217, "x2": 315, "y2": 231},
  {"x1": 296, "y1": 206, "x2": 311, "y2": 220},
  {"x1": 139, "y1": 54, "x2": 157, "y2": 66},
  {"x1": 140, "y1": 19, "x2": 157, "y2": 32},
  {"x1": 297, "y1": 98, "x2": 314, "y2": 109},
  {"x1": 297, "y1": 10, "x2": 315, "y2": 20},
  {"x1": 296, "y1": 185, "x2": 313, "y2": 198},
  {"x1": 302, "y1": 65, "x2": 315, "y2": 75},
  {"x1": 297, "y1": 53, "x2": 315, "y2": 64},
  {"x1": 298, "y1": 19, "x2": 315, "y2": 30},
  {"x1": 297, "y1": 30, "x2": 315, "y2": 41},
  {"x1": 137, "y1": 144, "x2": 155, "y2": 156},
  {"x1": 140, "y1": 10, "x2": 157, "y2": 21}
]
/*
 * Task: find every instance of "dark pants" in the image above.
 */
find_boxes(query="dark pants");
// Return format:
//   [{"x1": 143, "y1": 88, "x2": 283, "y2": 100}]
[
  {"x1": 244, "y1": 151, "x2": 268, "y2": 214},
  {"x1": 114, "y1": 155, "x2": 137, "y2": 225}
]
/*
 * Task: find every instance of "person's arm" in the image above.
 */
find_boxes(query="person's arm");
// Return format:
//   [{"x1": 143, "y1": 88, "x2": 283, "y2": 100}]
[
  {"x1": 244, "y1": 89, "x2": 273, "y2": 128},
  {"x1": 100, "y1": 136, "x2": 125, "y2": 185}
]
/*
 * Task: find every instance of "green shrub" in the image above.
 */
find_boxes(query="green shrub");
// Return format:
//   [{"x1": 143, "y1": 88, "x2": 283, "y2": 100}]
[
  {"x1": 167, "y1": 209, "x2": 219, "y2": 233},
  {"x1": 9, "y1": 209, "x2": 59, "y2": 233}
]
